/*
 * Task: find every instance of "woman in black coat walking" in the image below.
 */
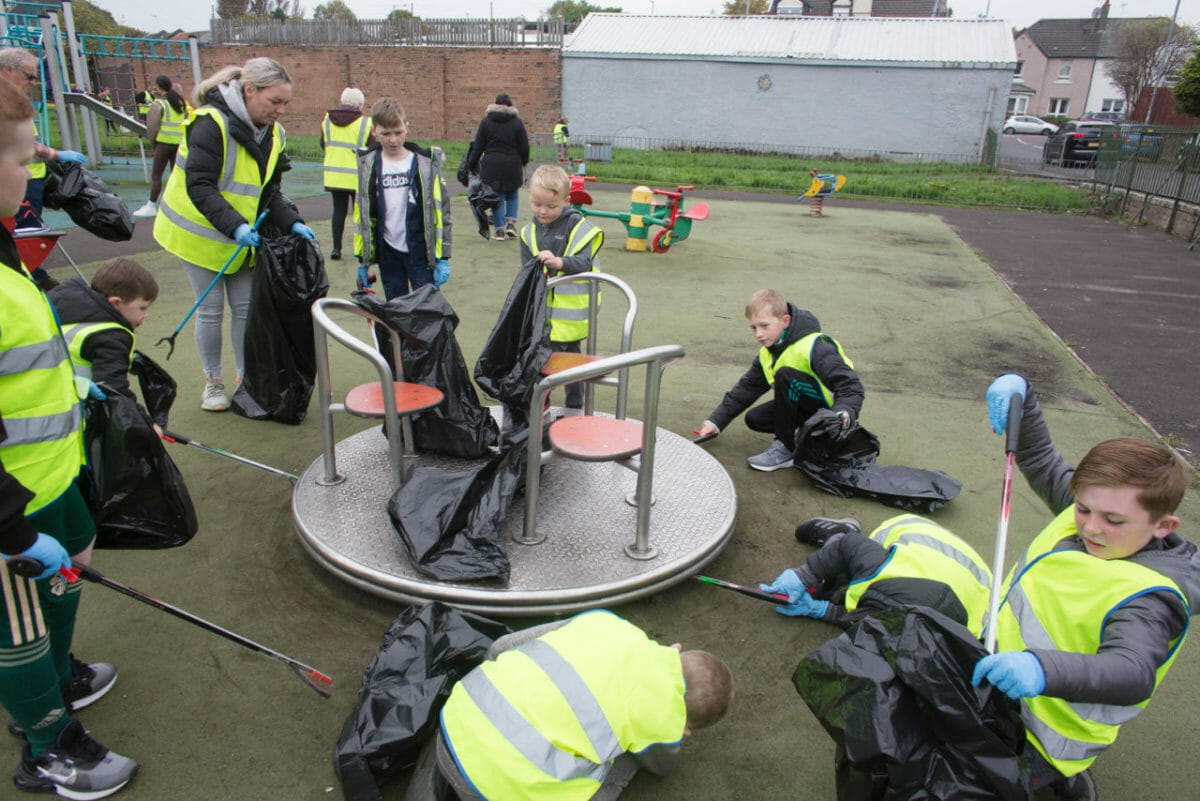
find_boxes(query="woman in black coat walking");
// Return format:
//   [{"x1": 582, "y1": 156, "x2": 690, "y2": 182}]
[{"x1": 465, "y1": 93, "x2": 529, "y2": 241}]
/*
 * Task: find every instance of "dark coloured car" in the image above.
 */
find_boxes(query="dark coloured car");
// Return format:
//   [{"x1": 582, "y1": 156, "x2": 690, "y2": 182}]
[
  {"x1": 1117, "y1": 124, "x2": 1163, "y2": 159},
  {"x1": 1043, "y1": 121, "x2": 1118, "y2": 167}
]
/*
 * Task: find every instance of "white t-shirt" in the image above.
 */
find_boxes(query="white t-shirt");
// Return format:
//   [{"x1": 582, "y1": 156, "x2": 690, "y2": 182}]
[{"x1": 380, "y1": 150, "x2": 416, "y2": 252}]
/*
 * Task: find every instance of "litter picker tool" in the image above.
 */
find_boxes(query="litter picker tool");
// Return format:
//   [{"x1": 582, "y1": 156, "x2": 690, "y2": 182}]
[
  {"x1": 695, "y1": 575, "x2": 793, "y2": 605},
  {"x1": 161, "y1": 429, "x2": 299, "y2": 484},
  {"x1": 983, "y1": 396, "x2": 1023, "y2": 654},
  {"x1": 156, "y1": 211, "x2": 267, "y2": 359},
  {"x1": 691, "y1": 429, "x2": 717, "y2": 444},
  {"x1": 5, "y1": 557, "x2": 332, "y2": 697}
]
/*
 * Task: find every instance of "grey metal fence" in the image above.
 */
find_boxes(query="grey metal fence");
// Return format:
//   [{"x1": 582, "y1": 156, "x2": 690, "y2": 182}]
[
  {"x1": 1093, "y1": 124, "x2": 1200, "y2": 227},
  {"x1": 209, "y1": 16, "x2": 563, "y2": 46}
]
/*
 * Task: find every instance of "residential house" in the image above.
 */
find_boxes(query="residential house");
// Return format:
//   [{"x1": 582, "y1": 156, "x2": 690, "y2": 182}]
[{"x1": 769, "y1": 0, "x2": 948, "y2": 16}]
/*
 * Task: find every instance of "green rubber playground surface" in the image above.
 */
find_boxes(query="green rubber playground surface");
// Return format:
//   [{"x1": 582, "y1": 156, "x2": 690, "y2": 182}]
[{"x1": 12, "y1": 187, "x2": 1198, "y2": 800}]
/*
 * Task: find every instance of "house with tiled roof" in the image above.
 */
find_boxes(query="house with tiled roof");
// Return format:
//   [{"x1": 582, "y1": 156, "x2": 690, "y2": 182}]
[
  {"x1": 769, "y1": 0, "x2": 947, "y2": 16},
  {"x1": 1010, "y1": 1, "x2": 1160, "y2": 119}
]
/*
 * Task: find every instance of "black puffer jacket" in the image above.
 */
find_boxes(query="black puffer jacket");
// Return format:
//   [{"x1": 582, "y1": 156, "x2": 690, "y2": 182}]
[
  {"x1": 47, "y1": 277, "x2": 135, "y2": 398},
  {"x1": 465, "y1": 104, "x2": 530, "y2": 193}
]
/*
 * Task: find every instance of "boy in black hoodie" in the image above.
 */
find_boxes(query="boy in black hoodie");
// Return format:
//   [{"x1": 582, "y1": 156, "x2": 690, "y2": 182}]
[
  {"x1": 48, "y1": 258, "x2": 157, "y2": 402},
  {"x1": 695, "y1": 289, "x2": 864, "y2": 471}
]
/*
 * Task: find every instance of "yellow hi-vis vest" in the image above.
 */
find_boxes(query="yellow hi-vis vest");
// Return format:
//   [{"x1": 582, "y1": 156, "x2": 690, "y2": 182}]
[
  {"x1": 553, "y1": 122, "x2": 568, "y2": 145},
  {"x1": 29, "y1": 118, "x2": 45, "y2": 180},
  {"x1": 441, "y1": 611, "x2": 686, "y2": 801},
  {"x1": 0, "y1": 264, "x2": 86, "y2": 515},
  {"x1": 154, "y1": 107, "x2": 283, "y2": 274},
  {"x1": 352, "y1": 147, "x2": 450, "y2": 266},
  {"x1": 137, "y1": 94, "x2": 150, "y2": 116},
  {"x1": 322, "y1": 113, "x2": 371, "y2": 191},
  {"x1": 153, "y1": 97, "x2": 185, "y2": 146},
  {"x1": 757, "y1": 331, "x2": 853, "y2": 406},
  {"x1": 520, "y1": 219, "x2": 604, "y2": 343},
  {"x1": 62, "y1": 321, "x2": 131, "y2": 380},
  {"x1": 844, "y1": 514, "x2": 993, "y2": 637},
  {"x1": 994, "y1": 505, "x2": 1188, "y2": 777}
]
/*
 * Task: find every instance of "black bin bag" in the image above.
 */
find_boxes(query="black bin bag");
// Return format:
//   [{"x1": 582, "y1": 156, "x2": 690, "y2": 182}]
[
  {"x1": 353, "y1": 287, "x2": 499, "y2": 459},
  {"x1": 84, "y1": 392, "x2": 197, "y2": 549},
  {"x1": 793, "y1": 606, "x2": 1031, "y2": 801},
  {"x1": 231, "y1": 233, "x2": 329, "y2": 425},
  {"x1": 466, "y1": 175, "x2": 500, "y2": 239},
  {"x1": 42, "y1": 162, "x2": 135, "y2": 241},
  {"x1": 129, "y1": 349, "x2": 177, "y2": 428},
  {"x1": 334, "y1": 602, "x2": 511, "y2": 801}
]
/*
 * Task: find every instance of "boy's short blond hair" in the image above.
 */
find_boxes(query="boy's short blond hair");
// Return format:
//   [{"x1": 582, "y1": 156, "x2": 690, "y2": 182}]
[
  {"x1": 371, "y1": 96, "x2": 406, "y2": 129},
  {"x1": 680, "y1": 650, "x2": 734, "y2": 730},
  {"x1": 530, "y1": 164, "x2": 571, "y2": 199},
  {"x1": 92, "y1": 258, "x2": 159, "y2": 303},
  {"x1": 745, "y1": 289, "x2": 788, "y2": 319},
  {"x1": 1070, "y1": 438, "x2": 1189, "y2": 521}
]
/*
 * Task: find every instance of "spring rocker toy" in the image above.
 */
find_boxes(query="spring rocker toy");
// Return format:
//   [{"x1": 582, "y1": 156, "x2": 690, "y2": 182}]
[
  {"x1": 798, "y1": 168, "x2": 846, "y2": 217},
  {"x1": 569, "y1": 175, "x2": 709, "y2": 253}
]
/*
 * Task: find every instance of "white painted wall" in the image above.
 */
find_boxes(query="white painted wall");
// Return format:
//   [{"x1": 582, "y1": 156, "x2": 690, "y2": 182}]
[{"x1": 1086, "y1": 60, "x2": 1126, "y2": 114}]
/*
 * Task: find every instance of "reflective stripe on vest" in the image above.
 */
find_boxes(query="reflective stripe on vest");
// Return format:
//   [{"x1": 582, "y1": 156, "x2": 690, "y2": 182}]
[
  {"x1": 757, "y1": 331, "x2": 852, "y2": 406},
  {"x1": 352, "y1": 146, "x2": 447, "y2": 265},
  {"x1": 995, "y1": 505, "x2": 1188, "y2": 776},
  {"x1": 844, "y1": 514, "x2": 993, "y2": 636},
  {"x1": 154, "y1": 107, "x2": 282, "y2": 273},
  {"x1": 553, "y1": 123, "x2": 568, "y2": 144},
  {"x1": 521, "y1": 219, "x2": 604, "y2": 342},
  {"x1": 154, "y1": 98, "x2": 185, "y2": 145},
  {"x1": 0, "y1": 264, "x2": 85, "y2": 515},
  {"x1": 29, "y1": 119, "x2": 45, "y2": 179},
  {"x1": 63, "y1": 321, "x2": 131, "y2": 380},
  {"x1": 323, "y1": 114, "x2": 370, "y2": 191}
]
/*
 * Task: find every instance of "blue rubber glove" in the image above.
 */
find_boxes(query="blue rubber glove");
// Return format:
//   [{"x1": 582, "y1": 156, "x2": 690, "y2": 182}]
[
  {"x1": 433, "y1": 259, "x2": 450, "y2": 287},
  {"x1": 291, "y1": 221, "x2": 316, "y2": 241},
  {"x1": 4, "y1": 533, "x2": 72, "y2": 580},
  {"x1": 972, "y1": 651, "x2": 1046, "y2": 699},
  {"x1": 87, "y1": 381, "x2": 107, "y2": 400},
  {"x1": 357, "y1": 265, "x2": 372, "y2": 290},
  {"x1": 56, "y1": 150, "x2": 86, "y2": 164},
  {"x1": 73, "y1": 375, "x2": 106, "y2": 401},
  {"x1": 986, "y1": 374, "x2": 1027, "y2": 435},
  {"x1": 233, "y1": 223, "x2": 261, "y2": 248},
  {"x1": 760, "y1": 570, "x2": 829, "y2": 619}
]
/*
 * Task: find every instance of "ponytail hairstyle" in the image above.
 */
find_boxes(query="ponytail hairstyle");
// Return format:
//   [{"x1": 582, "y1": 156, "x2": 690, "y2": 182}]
[
  {"x1": 155, "y1": 74, "x2": 186, "y2": 114},
  {"x1": 193, "y1": 57, "x2": 292, "y2": 110}
]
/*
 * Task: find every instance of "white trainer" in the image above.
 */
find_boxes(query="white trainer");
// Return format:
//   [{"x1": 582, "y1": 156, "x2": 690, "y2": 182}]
[{"x1": 131, "y1": 200, "x2": 158, "y2": 218}]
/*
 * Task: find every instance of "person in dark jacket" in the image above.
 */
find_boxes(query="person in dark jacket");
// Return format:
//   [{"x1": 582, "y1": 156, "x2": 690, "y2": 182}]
[
  {"x1": 695, "y1": 289, "x2": 865, "y2": 472},
  {"x1": 152, "y1": 57, "x2": 314, "y2": 413},
  {"x1": 465, "y1": 92, "x2": 529, "y2": 241}
]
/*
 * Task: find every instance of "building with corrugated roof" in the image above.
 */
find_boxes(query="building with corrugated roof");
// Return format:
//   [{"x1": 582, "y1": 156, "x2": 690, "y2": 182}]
[{"x1": 562, "y1": 14, "x2": 1015, "y2": 161}]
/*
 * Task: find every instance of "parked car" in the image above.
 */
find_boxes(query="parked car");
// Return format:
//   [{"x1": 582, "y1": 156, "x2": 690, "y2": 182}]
[
  {"x1": 1117, "y1": 123, "x2": 1163, "y2": 159},
  {"x1": 1042, "y1": 120, "x2": 1118, "y2": 167},
  {"x1": 1002, "y1": 115, "x2": 1059, "y2": 135},
  {"x1": 1080, "y1": 111, "x2": 1125, "y2": 123}
]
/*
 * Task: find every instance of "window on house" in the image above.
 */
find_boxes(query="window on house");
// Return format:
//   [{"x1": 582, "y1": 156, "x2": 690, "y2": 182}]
[
  {"x1": 1049, "y1": 98, "x2": 1069, "y2": 115},
  {"x1": 1102, "y1": 99, "x2": 1124, "y2": 113},
  {"x1": 1057, "y1": 61, "x2": 1072, "y2": 79},
  {"x1": 1013, "y1": 97, "x2": 1028, "y2": 114},
  {"x1": 1014, "y1": 60, "x2": 1025, "y2": 76}
]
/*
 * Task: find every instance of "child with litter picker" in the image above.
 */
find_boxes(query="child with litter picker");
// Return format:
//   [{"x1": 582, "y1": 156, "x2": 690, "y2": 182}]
[
  {"x1": 970, "y1": 373, "x2": 1199, "y2": 801},
  {"x1": 352, "y1": 96, "x2": 451, "y2": 300},
  {"x1": 694, "y1": 289, "x2": 864, "y2": 471},
  {"x1": 0, "y1": 77, "x2": 138, "y2": 799},
  {"x1": 519, "y1": 163, "x2": 604, "y2": 414},
  {"x1": 759, "y1": 514, "x2": 992, "y2": 636}
]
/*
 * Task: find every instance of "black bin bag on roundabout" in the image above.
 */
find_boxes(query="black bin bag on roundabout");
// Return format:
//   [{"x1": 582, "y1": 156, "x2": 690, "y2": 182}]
[
  {"x1": 231, "y1": 233, "x2": 329, "y2": 425},
  {"x1": 793, "y1": 409, "x2": 962, "y2": 514},
  {"x1": 334, "y1": 602, "x2": 511, "y2": 801},
  {"x1": 792, "y1": 605, "x2": 1031, "y2": 801},
  {"x1": 352, "y1": 286, "x2": 499, "y2": 459},
  {"x1": 83, "y1": 389, "x2": 197, "y2": 549},
  {"x1": 41, "y1": 162, "x2": 135, "y2": 241},
  {"x1": 386, "y1": 258, "x2": 551, "y2": 582}
]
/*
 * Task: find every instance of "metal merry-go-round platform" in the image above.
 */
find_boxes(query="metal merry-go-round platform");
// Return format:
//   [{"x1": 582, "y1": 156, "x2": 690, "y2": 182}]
[{"x1": 291, "y1": 410, "x2": 737, "y2": 616}]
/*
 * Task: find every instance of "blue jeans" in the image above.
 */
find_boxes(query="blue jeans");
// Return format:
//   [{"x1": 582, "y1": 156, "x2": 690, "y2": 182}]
[
  {"x1": 378, "y1": 239, "x2": 432, "y2": 300},
  {"x1": 491, "y1": 188, "x2": 519, "y2": 229}
]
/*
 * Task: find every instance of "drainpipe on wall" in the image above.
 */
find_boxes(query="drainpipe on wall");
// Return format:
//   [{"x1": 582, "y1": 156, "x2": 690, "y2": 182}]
[{"x1": 979, "y1": 84, "x2": 997, "y2": 165}]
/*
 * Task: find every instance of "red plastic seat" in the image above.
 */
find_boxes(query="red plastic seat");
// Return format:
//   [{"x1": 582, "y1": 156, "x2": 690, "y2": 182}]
[
  {"x1": 540, "y1": 351, "x2": 600, "y2": 376},
  {"x1": 681, "y1": 202, "x2": 710, "y2": 221},
  {"x1": 345, "y1": 381, "x2": 444, "y2": 419},
  {"x1": 548, "y1": 416, "x2": 643, "y2": 461}
]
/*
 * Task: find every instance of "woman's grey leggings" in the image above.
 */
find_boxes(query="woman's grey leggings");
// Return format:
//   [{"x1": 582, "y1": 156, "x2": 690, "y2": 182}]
[{"x1": 182, "y1": 258, "x2": 253, "y2": 381}]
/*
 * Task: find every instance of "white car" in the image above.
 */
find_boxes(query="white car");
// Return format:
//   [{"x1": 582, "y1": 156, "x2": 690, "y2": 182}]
[{"x1": 1003, "y1": 115, "x2": 1059, "y2": 135}]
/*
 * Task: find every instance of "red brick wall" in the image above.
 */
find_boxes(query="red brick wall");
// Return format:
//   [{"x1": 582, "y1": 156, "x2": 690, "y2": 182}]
[
  {"x1": 1130, "y1": 86, "x2": 1200, "y2": 127},
  {"x1": 96, "y1": 45, "x2": 562, "y2": 142}
]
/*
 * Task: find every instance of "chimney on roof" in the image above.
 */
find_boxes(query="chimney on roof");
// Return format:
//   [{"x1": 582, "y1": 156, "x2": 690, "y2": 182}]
[{"x1": 1099, "y1": 0, "x2": 1109, "y2": 19}]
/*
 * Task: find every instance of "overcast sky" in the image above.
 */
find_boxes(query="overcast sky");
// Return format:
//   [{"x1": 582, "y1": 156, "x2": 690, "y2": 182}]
[{"x1": 104, "y1": 0, "x2": 1200, "y2": 37}]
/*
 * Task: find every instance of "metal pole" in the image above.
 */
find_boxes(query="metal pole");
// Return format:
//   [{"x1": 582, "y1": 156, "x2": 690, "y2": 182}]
[
  {"x1": 61, "y1": 1, "x2": 102, "y2": 166},
  {"x1": 188, "y1": 35, "x2": 201, "y2": 89},
  {"x1": 37, "y1": 14, "x2": 75, "y2": 152},
  {"x1": 1145, "y1": 0, "x2": 1182, "y2": 124}
]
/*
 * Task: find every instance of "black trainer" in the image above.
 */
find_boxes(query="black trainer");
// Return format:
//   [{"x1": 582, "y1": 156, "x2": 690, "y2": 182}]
[
  {"x1": 12, "y1": 719, "x2": 138, "y2": 799},
  {"x1": 794, "y1": 516, "x2": 861, "y2": 547},
  {"x1": 1051, "y1": 770, "x2": 1098, "y2": 801}
]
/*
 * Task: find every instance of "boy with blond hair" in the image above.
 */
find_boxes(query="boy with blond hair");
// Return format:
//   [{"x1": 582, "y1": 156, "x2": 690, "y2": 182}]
[
  {"x1": 353, "y1": 96, "x2": 451, "y2": 299},
  {"x1": 695, "y1": 289, "x2": 864, "y2": 471},
  {"x1": 974, "y1": 373, "x2": 1199, "y2": 801},
  {"x1": 519, "y1": 164, "x2": 603, "y2": 412}
]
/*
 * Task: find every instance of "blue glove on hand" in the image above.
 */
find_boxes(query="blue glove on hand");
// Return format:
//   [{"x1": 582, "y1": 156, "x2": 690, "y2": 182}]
[
  {"x1": 233, "y1": 223, "x2": 261, "y2": 248},
  {"x1": 433, "y1": 259, "x2": 450, "y2": 287},
  {"x1": 5, "y1": 533, "x2": 72, "y2": 580},
  {"x1": 73, "y1": 375, "x2": 106, "y2": 401},
  {"x1": 87, "y1": 381, "x2": 107, "y2": 400},
  {"x1": 986, "y1": 374, "x2": 1027, "y2": 435},
  {"x1": 357, "y1": 265, "x2": 372, "y2": 290},
  {"x1": 972, "y1": 651, "x2": 1046, "y2": 699},
  {"x1": 761, "y1": 570, "x2": 828, "y2": 619},
  {"x1": 56, "y1": 150, "x2": 86, "y2": 164},
  {"x1": 291, "y1": 221, "x2": 316, "y2": 241}
]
